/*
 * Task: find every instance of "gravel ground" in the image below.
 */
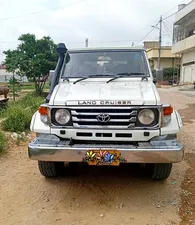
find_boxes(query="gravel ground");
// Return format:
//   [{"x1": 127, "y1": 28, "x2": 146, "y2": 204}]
[{"x1": 0, "y1": 87, "x2": 195, "y2": 225}]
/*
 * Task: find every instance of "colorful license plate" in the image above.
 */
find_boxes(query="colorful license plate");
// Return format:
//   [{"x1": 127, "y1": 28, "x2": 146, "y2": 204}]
[{"x1": 83, "y1": 150, "x2": 126, "y2": 166}]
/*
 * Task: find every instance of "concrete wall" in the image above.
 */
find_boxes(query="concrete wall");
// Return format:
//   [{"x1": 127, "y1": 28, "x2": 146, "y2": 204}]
[
  {"x1": 183, "y1": 50, "x2": 195, "y2": 62},
  {"x1": 0, "y1": 69, "x2": 28, "y2": 82},
  {"x1": 150, "y1": 58, "x2": 174, "y2": 69},
  {"x1": 146, "y1": 48, "x2": 176, "y2": 69},
  {"x1": 175, "y1": 1, "x2": 195, "y2": 24},
  {"x1": 0, "y1": 69, "x2": 12, "y2": 76},
  {"x1": 147, "y1": 48, "x2": 175, "y2": 58},
  {"x1": 180, "y1": 49, "x2": 195, "y2": 84},
  {"x1": 144, "y1": 41, "x2": 159, "y2": 49},
  {"x1": 161, "y1": 58, "x2": 175, "y2": 68},
  {"x1": 172, "y1": 35, "x2": 195, "y2": 54}
]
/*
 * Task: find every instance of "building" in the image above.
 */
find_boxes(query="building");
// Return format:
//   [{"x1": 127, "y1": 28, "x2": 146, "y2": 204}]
[
  {"x1": 0, "y1": 65, "x2": 28, "y2": 82},
  {"x1": 172, "y1": 1, "x2": 195, "y2": 84},
  {"x1": 0, "y1": 65, "x2": 13, "y2": 82},
  {"x1": 144, "y1": 41, "x2": 179, "y2": 70}
]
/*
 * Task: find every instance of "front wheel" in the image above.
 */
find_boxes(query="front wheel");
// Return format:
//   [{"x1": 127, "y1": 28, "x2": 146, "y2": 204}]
[
  {"x1": 150, "y1": 163, "x2": 172, "y2": 180},
  {"x1": 38, "y1": 161, "x2": 64, "y2": 177}
]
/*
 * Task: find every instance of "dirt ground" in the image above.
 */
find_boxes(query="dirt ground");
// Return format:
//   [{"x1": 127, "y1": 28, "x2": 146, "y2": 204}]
[{"x1": 0, "y1": 87, "x2": 195, "y2": 225}]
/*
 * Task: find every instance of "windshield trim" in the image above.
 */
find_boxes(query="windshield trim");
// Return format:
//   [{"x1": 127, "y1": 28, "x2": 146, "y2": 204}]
[
  {"x1": 61, "y1": 50, "x2": 150, "y2": 78},
  {"x1": 68, "y1": 49, "x2": 145, "y2": 54}
]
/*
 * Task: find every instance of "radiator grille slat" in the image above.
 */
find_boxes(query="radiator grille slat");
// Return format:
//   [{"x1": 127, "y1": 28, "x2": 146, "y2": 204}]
[{"x1": 71, "y1": 107, "x2": 138, "y2": 128}]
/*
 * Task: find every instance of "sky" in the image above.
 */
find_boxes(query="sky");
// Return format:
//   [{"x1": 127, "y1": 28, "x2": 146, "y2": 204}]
[{"x1": 0, "y1": 0, "x2": 192, "y2": 62}]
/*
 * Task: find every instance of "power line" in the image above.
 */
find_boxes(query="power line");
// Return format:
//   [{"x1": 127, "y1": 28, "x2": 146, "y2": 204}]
[
  {"x1": 0, "y1": 1, "x2": 189, "y2": 49},
  {"x1": 135, "y1": 22, "x2": 159, "y2": 45},
  {"x1": 163, "y1": 25, "x2": 172, "y2": 39},
  {"x1": 162, "y1": 0, "x2": 192, "y2": 21},
  {"x1": 163, "y1": 21, "x2": 173, "y2": 34},
  {"x1": 164, "y1": 20, "x2": 174, "y2": 28},
  {"x1": 163, "y1": 11, "x2": 177, "y2": 21},
  {"x1": 0, "y1": 0, "x2": 87, "y2": 21},
  {"x1": 162, "y1": 0, "x2": 191, "y2": 20},
  {"x1": 134, "y1": 0, "x2": 190, "y2": 46},
  {"x1": 162, "y1": 0, "x2": 186, "y2": 16}
]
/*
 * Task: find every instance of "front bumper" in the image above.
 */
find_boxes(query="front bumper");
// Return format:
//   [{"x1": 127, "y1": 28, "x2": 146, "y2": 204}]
[{"x1": 28, "y1": 134, "x2": 184, "y2": 163}]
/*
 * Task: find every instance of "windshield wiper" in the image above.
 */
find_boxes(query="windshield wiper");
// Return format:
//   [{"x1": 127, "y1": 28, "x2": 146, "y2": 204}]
[
  {"x1": 73, "y1": 74, "x2": 115, "y2": 84},
  {"x1": 107, "y1": 72, "x2": 145, "y2": 83}
]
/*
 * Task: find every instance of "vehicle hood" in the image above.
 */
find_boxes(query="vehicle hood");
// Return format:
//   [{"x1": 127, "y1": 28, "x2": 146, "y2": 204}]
[{"x1": 49, "y1": 81, "x2": 160, "y2": 106}]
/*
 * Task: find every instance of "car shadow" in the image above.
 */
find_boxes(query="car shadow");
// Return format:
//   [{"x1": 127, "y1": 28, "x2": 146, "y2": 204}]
[{"x1": 38, "y1": 162, "x2": 180, "y2": 218}]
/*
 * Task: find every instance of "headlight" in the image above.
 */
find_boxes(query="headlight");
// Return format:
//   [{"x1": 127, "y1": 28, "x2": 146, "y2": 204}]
[
  {"x1": 138, "y1": 109, "x2": 155, "y2": 125},
  {"x1": 55, "y1": 109, "x2": 70, "y2": 124}
]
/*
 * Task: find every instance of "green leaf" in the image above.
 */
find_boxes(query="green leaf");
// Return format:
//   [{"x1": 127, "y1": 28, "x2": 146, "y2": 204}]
[{"x1": 3, "y1": 33, "x2": 58, "y2": 96}]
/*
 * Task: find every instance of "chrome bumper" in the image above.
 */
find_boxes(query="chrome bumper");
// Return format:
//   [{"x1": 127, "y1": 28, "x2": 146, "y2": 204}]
[{"x1": 28, "y1": 134, "x2": 184, "y2": 163}]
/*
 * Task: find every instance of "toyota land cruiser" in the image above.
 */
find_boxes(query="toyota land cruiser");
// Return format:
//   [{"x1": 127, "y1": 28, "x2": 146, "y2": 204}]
[{"x1": 28, "y1": 43, "x2": 183, "y2": 180}]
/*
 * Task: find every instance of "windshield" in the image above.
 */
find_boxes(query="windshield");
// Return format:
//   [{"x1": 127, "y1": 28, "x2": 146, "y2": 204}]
[{"x1": 62, "y1": 50, "x2": 149, "y2": 78}]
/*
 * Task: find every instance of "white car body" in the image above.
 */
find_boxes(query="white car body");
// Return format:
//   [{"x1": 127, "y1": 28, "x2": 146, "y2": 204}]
[{"x1": 28, "y1": 46, "x2": 184, "y2": 179}]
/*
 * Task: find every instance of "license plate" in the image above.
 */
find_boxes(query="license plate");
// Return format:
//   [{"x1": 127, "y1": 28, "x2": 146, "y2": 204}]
[{"x1": 84, "y1": 150, "x2": 121, "y2": 166}]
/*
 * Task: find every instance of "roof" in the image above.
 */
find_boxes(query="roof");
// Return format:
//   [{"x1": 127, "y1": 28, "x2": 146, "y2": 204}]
[
  {"x1": 174, "y1": 1, "x2": 195, "y2": 24},
  {"x1": 0, "y1": 65, "x2": 6, "y2": 69},
  {"x1": 68, "y1": 46, "x2": 145, "y2": 52},
  {"x1": 146, "y1": 46, "x2": 172, "y2": 52}
]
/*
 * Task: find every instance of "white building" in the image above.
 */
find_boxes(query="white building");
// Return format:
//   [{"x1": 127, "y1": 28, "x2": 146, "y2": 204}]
[
  {"x1": 172, "y1": 1, "x2": 195, "y2": 84},
  {"x1": 0, "y1": 65, "x2": 28, "y2": 82}
]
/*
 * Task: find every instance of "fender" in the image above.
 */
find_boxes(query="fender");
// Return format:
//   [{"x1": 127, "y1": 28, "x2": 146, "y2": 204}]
[
  {"x1": 175, "y1": 110, "x2": 183, "y2": 129},
  {"x1": 30, "y1": 111, "x2": 50, "y2": 134},
  {"x1": 160, "y1": 110, "x2": 182, "y2": 136}
]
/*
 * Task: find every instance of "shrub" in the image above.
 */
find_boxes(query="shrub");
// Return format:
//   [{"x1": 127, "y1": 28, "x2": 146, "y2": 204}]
[
  {"x1": 0, "y1": 131, "x2": 7, "y2": 153},
  {"x1": 151, "y1": 68, "x2": 180, "y2": 81},
  {"x1": 2, "y1": 106, "x2": 32, "y2": 132},
  {"x1": 1, "y1": 92, "x2": 44, "y2": 132},
  {"x1": 17, "y1": 92, "x2": 44, "y2": 113},
  {"x1": 8, "y1": 76, "x2": 21, "y2": 101},
  {"x1": 163, "y1": 68, "x2": 180, "y2": 81}
]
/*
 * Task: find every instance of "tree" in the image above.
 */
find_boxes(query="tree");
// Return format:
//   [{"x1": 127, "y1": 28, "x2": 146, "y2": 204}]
[
  {"x1": 3, "y1": 50, "x2": 19, "y2": 74},
  {"x1": 4, "y1": 34, "x2": 58, "y2": 95},
  {"x1": 2, "y1": 50, "x2": 21, "y2": 101},
  {"x1": 8, "y1": 77, "x2": 21, "y2": 102}
]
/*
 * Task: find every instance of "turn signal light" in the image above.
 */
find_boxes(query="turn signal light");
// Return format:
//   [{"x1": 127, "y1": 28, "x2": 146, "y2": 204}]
[
  {"x1": 163, "y1": 106, "x2": 173, "y2": 116},
  {"x1": 38, "y1": 106, "x2": 48, "y2": 115}
]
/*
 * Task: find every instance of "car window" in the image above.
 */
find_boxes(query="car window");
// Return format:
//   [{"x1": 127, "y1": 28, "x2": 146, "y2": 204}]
[{"x1": 62, "y1": 51, "x2": 149, "y2": 78}]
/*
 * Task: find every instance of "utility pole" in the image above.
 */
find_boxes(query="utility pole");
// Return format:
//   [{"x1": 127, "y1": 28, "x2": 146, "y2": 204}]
[
  {"x1": 157, "y1": 15, "x2": 162, "y2": 70},
  {"x1": 85, "y1": 38, "x2": 89, "y2": 47}
]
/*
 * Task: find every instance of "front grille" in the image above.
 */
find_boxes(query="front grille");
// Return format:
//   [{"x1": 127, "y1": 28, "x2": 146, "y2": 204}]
[{"x1": 70, "y1": 107, "x2": 138, "y2": 129}]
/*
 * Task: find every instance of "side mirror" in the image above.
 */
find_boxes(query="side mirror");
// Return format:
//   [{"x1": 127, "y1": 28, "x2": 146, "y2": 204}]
[
  {"x1": 153, "y1": 78, "x2": 157, "y2": 84},
  {"x1": 65, "y1": 53, "x2": 70, "y2": 63},
  {"x1": 48, "y1": 70, "x2": 55, "y2": 85}
]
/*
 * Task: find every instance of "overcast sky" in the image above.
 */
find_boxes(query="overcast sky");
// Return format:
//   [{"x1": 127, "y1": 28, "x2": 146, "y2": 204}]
[{"x1": 0, "y1": 0, "x2": 192, "y2": 62}]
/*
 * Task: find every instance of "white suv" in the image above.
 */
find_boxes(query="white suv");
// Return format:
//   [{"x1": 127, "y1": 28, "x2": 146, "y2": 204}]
[{"x1": 28, "y1": 44, "x2": 183, "y2": 180}]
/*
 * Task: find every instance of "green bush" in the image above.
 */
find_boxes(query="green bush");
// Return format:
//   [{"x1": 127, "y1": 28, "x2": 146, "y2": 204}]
[
  {"x1": 163, "y1": 68, "x2": 180, "y2": 81},
  {"x1": 2, "y1": 106, "x2": 32, "y2": 132},
  {"x1": 151, "y1": 68, "x2": 180, "y2": 81},
  {"x1": 17, "y1": 92, "x2": 44, "y2": 113},
  {"x1": 0, "y1": 131, "x2": 7, "y2": 153},
  {"x1": 0, "y1": 93, "x2": 44, "y2": 132}
]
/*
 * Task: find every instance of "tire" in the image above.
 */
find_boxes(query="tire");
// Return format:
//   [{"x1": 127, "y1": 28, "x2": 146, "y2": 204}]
[
  {"x1": 38, "y1": 161, "x2": 64, "y2": 177},
  {"x1": 151, "y1": 163, "x2": 172, "y2": 180}
]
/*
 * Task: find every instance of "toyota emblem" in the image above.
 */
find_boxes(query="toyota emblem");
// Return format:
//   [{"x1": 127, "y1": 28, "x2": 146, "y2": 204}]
[{"x1": 96, "y1": 113, "x2": 110, "y2": 123}]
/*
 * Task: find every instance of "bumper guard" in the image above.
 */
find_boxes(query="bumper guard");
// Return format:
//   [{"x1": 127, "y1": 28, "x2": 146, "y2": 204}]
[{"x1": 28, "y1": 134, "x2": 184, "y2": 163}]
